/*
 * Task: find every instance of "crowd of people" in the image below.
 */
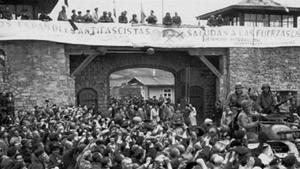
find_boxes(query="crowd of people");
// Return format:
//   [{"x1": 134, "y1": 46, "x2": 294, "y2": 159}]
[
  {"x1": 58, "y1": 6, "x2": 182, "y2": 26},
  {"x1": 0, "y1": 5, "x2": 182, "y2": 26},
  {"x1": 0, "y1": 82, "x2": 299, "y2": 169},
  {"x1": 206, "y1": 15, "x2": 225, "y2": 27}
]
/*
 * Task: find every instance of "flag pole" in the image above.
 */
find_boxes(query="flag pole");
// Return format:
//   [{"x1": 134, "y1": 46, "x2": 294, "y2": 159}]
[
  {"x1": 113, "y1": 0, "x2": 117, "y2": 19},
  {"x1": 161, "y1": 0, "x2": 164, "y2": 20},
  {"x1": 140, "y1": 0, "x2": 146, "y2": 24}
]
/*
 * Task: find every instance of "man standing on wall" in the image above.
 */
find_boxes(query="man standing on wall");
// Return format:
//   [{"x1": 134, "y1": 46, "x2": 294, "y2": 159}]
[{"x1": 57, "y1": 6, "x2": 68, "y2": 21}]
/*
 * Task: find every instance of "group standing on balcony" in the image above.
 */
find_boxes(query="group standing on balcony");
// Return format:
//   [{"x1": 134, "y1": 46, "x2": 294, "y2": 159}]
[{"x1": 0, "y1": 5, "x2": 183, "y2": 27}]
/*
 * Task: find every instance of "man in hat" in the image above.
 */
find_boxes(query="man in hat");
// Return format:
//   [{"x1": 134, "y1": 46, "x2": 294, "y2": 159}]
[
  {"x1": 118, "y1": 11, "x2": 128, "y2": 23},
  {"x1": 162, "y1": 12, "x2": 172, "y2": 26},
  {"x1": 57, "y1": 6, "x2": 67, "y2": 21},
  {"x1": 107, "y1": 12, "x2": 114, "y2": 22},
  {"x1": 76, "y1": 11, "x2": 84, "y2": 23},
  {"x1": 225, "y1": 83, "x2": 250, "y2": 137},
  {"x1": 99, "y1": 11, "x2": 109, "y2": 23},
  {"x1": 172, "y1": 12, "x2": 181, "y2": 26},
  {"x1": 92, "y1": 8, "x2": 99, "y2": 22},
  {"x1": 146, "y1": 10, "x2": 157, "y2": 24},
  {"x1": 257, "y1": 83, "x2": 277, "y2": 114},
  {"x1": 83, "y1": 10, "x2": 93, "y2": 23},
  {"x1": 226, "y1": 82, "x2": 250, "y2": 119},
  {"x1": 71, "y1": 9, "x2": 77, "y2": 21}
]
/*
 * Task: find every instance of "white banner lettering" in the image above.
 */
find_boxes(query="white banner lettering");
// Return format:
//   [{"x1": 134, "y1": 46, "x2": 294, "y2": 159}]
[{"x1": 0, "y1": 20, "x2": 300, "y2": 48}]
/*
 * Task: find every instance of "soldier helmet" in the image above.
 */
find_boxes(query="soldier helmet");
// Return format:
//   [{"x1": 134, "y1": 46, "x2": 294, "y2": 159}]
[
  {"x1": 235, "y1": 82, "x2": 243, "y2": 90},
  {"x1": 261, "y1": 83, "x2": 271, "y2": 90},
  {"x1": 240, "y1": 100, "x2": 251, "y2": 109}
]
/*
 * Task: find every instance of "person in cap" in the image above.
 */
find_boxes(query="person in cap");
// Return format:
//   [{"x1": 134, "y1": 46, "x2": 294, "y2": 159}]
[
  {"x1": 99, "y1": 11, "x2": 109, "y2": 23},
  {"x1": 129, "y1": 14, "x2": 139, "y2": 24},
  {"x1": 83, "y1": 10, "x2": 93, "y2": 23},
  {"x1": 57, "y1": 6, "x2": 67, "y2": 21},
  {"x1": 172, "y1": 12, "x2": 181, "y2": 26},
  {"x1": 118, "y1": 11, "x2": 128, "y2": 24},
  {"x1": 76, "y1": 11, "x2": 84, "y2": 23},
  {"x1": 107, "y1": 12, "x2": 114, "y2": 22},
  {"x1": 257, "y1": 83, "x2": 277, "y2": 114},
  {"x1": 92, "y1": 8, "x2": 99, "y2": 22},
  {"x1": 238, "y1": 100, "x2": 259, "y2": 143},
  {"x1": 162, "y1": 12, "x2": 172, "y2": 26},
  {"x1": 71, "y1": 9, "x2": 77, "y2": 21},
  {"x1": 146, "y1": 10, "x2": 157, "y2": 24},
  {"x1": 225, "y1": 82, "x2": 250, "y2": 116}
]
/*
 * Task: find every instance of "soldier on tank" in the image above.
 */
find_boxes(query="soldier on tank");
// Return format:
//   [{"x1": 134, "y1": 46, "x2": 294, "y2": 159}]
[
  {"x1": 256, "y1": 83, "x2": 277, "y2": 114},
  {"x1": 225, "y1": 82, "x2": 250, "y2": 116}
]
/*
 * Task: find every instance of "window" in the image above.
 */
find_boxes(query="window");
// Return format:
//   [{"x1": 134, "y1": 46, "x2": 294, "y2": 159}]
[
  {"x1": 256, "y1": 14, "x2": 269, "y2": 27},
  {"x1": 270, "y1": 15, "x2": 282, "y2": 27},
  {"x1": 231, "y1": 16, "x2": 240, "y2": 26},
  {"x1": 282, "y1": 15, "x2": 294, "y2": 28},
  {"x1": 163, "y1": 89, "x2": 171, "y2": 98},
  {"x1": 243, "y1": 13, "x2": 294, "y2": 27},
  {"x1": 244, "y1": 13, "x2": 256, "y2": 27}
]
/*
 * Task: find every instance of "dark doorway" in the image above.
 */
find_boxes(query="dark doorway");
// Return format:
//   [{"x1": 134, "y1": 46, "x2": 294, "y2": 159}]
[
  {"x1": 189, "y1": 86, "x2": 204, "y2": 122},
  {"x1": 77, "y1": 88, "x2": 98, "y2": 109}
]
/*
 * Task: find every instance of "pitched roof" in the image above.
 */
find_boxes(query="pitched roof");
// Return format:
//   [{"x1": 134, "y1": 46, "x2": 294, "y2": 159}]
[
  {"x1": 196, "y1": 0, "x2": 300, "y2": 19},
  {"x1": 128, "y1": 76, "x2": 174, "y2": 86},
  {"x1": 237, "y1": 0, "x2": 286, "y2": 7}
]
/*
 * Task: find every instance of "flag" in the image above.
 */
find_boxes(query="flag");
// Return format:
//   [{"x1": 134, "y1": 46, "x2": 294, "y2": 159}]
[
  {"x1": 68, "y1": 19, "x2": 78, "y2": 31},
  {"x1": 113, "y1": 0, "x2": 117, "y2": 18},
  {"x1": 64, "y1": 0, "x2": 69, "y2": 7},
  {"x1": 140, "y1": 1, "x2": 146, "y2": 23}
]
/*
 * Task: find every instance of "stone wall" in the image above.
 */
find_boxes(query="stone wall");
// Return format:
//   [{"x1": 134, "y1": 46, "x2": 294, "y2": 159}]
[
  {"x1": 71, "y1": 51, "x2": 217, "y2": 119},
  {"x1": 0, "y1": 41, "x2": 75, "y2": 109},
  {"x1": 229, "y1": 47, "x2": 300, "y2": 102}
]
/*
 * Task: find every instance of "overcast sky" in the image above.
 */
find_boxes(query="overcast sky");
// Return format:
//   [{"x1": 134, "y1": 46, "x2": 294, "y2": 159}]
[{"x1": 49, "y1": 0, "x2": 300, "y2": 25}]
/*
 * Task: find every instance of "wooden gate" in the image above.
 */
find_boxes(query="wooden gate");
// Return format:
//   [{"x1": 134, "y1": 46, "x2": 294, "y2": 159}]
[
  {"x1": 77, "y1": 88, "x2": 98, "y2": 109},
  {"x1": 189, "y1": 86, "x2": 204, "y2": 121}
]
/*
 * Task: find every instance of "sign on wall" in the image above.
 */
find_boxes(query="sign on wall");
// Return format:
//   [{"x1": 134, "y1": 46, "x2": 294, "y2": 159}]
[{"x1": 1, "y1": 20, "x2": 300, "y2": 48}]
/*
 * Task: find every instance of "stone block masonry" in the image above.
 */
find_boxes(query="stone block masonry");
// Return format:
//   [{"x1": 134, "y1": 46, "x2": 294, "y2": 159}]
[
  {"x1": 229, "y1": 47, "x2": 300, "y2": 103},
  {"x1": 0, "y1": 41, "x2": 75, "y2": 109},
  {"x1": 72, "y1": 51, "x2": 217, "y2": 120}
]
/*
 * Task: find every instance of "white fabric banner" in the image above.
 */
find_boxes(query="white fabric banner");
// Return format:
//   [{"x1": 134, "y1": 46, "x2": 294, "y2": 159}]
[{"x1": 0, "y1": 19, "x2": 300, "y2": 48}]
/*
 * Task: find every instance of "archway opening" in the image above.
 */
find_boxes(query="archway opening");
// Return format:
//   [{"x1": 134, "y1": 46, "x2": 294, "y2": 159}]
[{"x1": 109, "y1": 68, "x2": 175, "y2": 102}]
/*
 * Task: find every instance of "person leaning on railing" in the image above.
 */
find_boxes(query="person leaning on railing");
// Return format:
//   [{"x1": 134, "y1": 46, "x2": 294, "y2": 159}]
[
  {"x1": 0, "y1": 6, "x2": 13, "y2": 20},
  {"x1": 162, "y1": 12, "x2": 172, "y2": 26},
  {"x1": 129, "y1": 14, "x2": 139, "y2": 24},
  {"x1": 57, "y1": 6, "x2": 68, "y2": 21},
  {"x1": 146, "y1": 10, "x2": 157, "y2": 24},
  {"x1": 118, "y1": 11, "x2": 128, "y2": 24},
  {"x1": 39, "y1": 12, "x2": 52, "y2": 22},
  {"x1": 172, "y1": 12, "x2": 182, "y2": 26}
]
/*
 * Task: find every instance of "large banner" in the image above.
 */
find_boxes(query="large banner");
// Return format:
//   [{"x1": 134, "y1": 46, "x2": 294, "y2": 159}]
[{"x1": 1, "y1": 19, "x2": 300, "y2": 48}]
